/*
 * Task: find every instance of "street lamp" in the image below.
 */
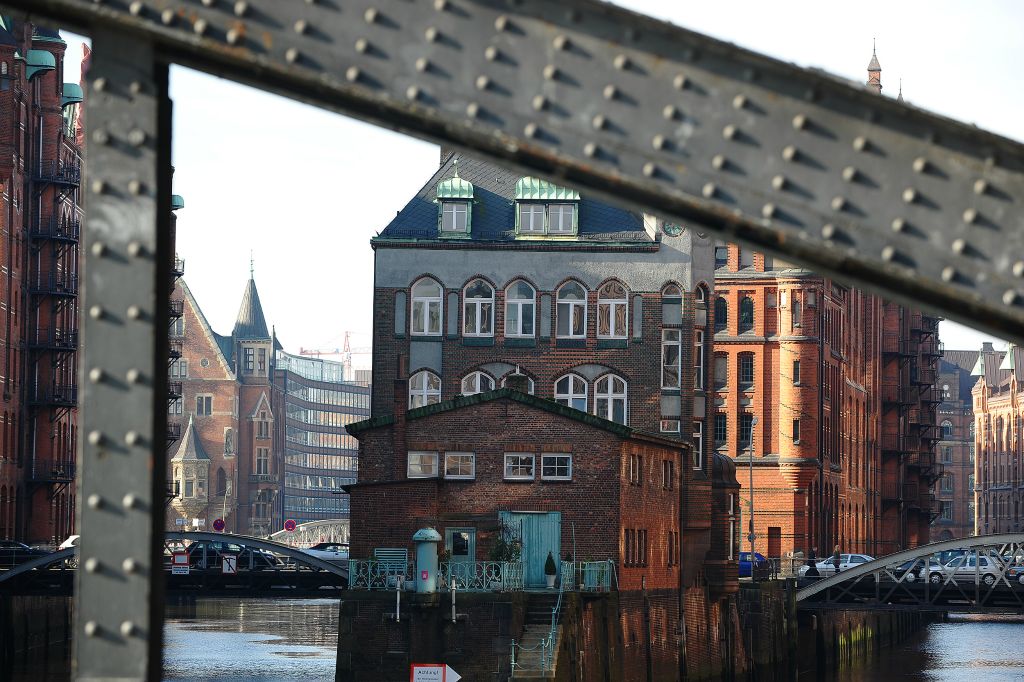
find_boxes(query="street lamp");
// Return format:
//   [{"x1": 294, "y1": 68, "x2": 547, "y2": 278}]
[{"x1": 748, "y1": 415, "x2": 758, "y2": 572}]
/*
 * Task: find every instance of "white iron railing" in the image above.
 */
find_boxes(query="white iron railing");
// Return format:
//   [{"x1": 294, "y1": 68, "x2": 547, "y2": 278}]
[
  {"x1": 442, "y1": 561, "x2": 523, "y2": 591},
  {"x1": 561, "y1": 560, "x2": 614, "y2": 591},
  {"x1": 347, "y1": 559, "x2": 414, "y2": 590}
]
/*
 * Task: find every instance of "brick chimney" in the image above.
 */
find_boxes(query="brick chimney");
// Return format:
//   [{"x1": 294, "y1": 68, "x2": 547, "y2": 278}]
[{"x1": 393, "y1": 354, "x2": 409, "y2": 481}]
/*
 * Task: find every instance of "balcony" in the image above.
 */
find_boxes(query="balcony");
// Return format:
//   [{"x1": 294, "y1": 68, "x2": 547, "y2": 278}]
[
  {"x1": 35, "y1": 160, "x2": 81, "y2": 186},
  {"x1": 168, "y1": 299, "x2": 184, "y2": 318},
  {"x1": 912, "y1": 367, "x2": 936, "y2": 385},
  {"x1": 881, "y1": 480, "x2": 900, "y2": 503},
  {"x1": 167, "y1": 381, "x2": 182, "y2": 399},
  {"x1": 904, "y1": 450, "x2": 920, "y2": 467},
  {"x1": 30, "y1": 273, "x2": 78, "y2": 297},
  {"x1": 881, "y1": 334, "x2": 912, "y2": 356},
  {"x1": 903, "y1": 483, "x2": 920, "y2": 507},
  {"x1": 881, "y1": 433, "x2": 906, "y2": 453},
  {"x1": 922, "y1": 339, "x2": 943, "y2": 357},
  {"x1": 30, "y1": 461, "x2": 76, "y2": 483},
  {"x1": 167, "y1": 422, "x2": 182, "y2": 442},
  {"x1": 881, "y1": 383, "x2": 913, "y2": 405},
  {"x1": 29, "y1": 383, "x2": 78, "y2": 407},
  {"x1": 172, "y1": 257, "x2": 185, "y2": 278},
  {"x1": 30, "y1": 216, "x2": 81, "y2": 242},
  {"x1": 168, "y1": 340, "x2": 182, "y2": 360},
  {"x1": 27, "y1": 327, "x2": 78, "y2": 351},
  {"x1": 920, "y1": 386, "x2": 942, "y2": 404}
]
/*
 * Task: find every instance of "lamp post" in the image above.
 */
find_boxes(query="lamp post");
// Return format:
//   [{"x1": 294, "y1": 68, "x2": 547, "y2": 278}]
[{"x1": 748, "y1": 415, "x2": 758, "y2": 572}]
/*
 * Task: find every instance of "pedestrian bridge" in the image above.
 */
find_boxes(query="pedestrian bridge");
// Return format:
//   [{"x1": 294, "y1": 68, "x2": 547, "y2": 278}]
[
  {"x1": 796, "y1": 533, "x2": 1024, "y2": 613},
  {"x1": 0, "y1": 531, "x2": 348, "y2": 596}
]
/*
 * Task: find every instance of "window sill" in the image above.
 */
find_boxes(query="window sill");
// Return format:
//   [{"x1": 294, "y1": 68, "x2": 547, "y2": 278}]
[
  {"x1": 503, "y1": 477, "x2": 536, "y2": 483},
  {"x1": 462, "y1": 337, "x2": 494, "y2": 347},
  {"x1": 556, "y1": 338, "x2": 586, "y2": 349},
  {"x1": 540, "y1": 478, "x2": 573, "y2": 483},
  {"x1": 410, "y1": 335, "x2": 443, "y2": 342},
  {"x1": 597, "y1": 338, "x2": 628, "y2": 349},
  {"x1": 504, "y1": 338, "x2": 536, "y2": 348}
]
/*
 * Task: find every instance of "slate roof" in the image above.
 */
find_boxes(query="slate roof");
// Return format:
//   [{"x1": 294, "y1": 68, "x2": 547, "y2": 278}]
[
  {"x1": 374, "y1": 155, "x2": 649, "y2": 244},
  {"x1": 232, "y1": 278, "x2": 270, "y2": 340},
  {"x1": 171, "y1": 415, "x2": 209, "y2": 461}
]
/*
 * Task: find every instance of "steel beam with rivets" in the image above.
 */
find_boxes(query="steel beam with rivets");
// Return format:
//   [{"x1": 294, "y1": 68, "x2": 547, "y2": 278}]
[
  {"x1": 74, "y1": 30, "x2": 171, "y2": 682},
  {"x1": 7, "y1": 1, "x2": 1024, "y2": 340}
]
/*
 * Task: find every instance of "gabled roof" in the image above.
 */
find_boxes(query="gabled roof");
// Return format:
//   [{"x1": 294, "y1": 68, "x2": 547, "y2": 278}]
[
  {"x1": 248, "y1": 392, "x2": 274, "y2": 420},
  {"x1": 179, "y1": 279, "x2": 234, "y2": 377},
  {"x1": 171, "y1": 415, "x2": 210, "y2": 461},
  {"x1": 232, "y1": 277, "x2": 270, "y2": 340},
  {"x1": 374, "y1": 155, "x2": 648, "y2": 244}
]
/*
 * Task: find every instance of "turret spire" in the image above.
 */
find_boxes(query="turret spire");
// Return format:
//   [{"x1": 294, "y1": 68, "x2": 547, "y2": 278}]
[{"x1": 866, "y1": 39, "x2": 882, "y2": 93}]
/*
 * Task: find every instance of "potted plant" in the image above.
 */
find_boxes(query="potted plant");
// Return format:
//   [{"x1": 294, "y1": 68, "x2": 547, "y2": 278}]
[{"x1": 544, "y1": 551, "x2": 557, "y2": 589}]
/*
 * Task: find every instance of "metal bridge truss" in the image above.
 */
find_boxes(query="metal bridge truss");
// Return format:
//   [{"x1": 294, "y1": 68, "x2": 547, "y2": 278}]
[
  {"x1": 3, "y1": 1, "x2": 1024, "y2": 679},
  {"x1": 0, "y1": 532, "x2": 347, "y2": 596},
  {"x1": 268, "y1": 519, "x2": 350, "y2": 547},
  {"x1": 797, "y1": 533, "x2": 1024, "y2": 613}
]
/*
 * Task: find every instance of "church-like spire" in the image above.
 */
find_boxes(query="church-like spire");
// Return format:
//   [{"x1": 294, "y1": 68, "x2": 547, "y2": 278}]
[
  {"x1": 171, "y1": 414, "x2": 210, "y2": 461},
  {"x1": 233, "y1": 274, "x2": 270, "y2": 340},
  {"x1": 866, "y1": 39, "x2": 882, "y2": 93},
  {"x1": 896, "y1": 78, "x2": 904, "y2": 104}
]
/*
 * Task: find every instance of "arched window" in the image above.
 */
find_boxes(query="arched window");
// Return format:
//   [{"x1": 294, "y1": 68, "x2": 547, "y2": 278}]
[
  {"x1": 224, "y1": 428, "x2": 234, "y2": 455},
  {"x1": 662, "y1": 283, "x2": 682, "y2": 298},
  {"x1": 505, "y1": 280, "x2": 536, "y2": 337},
  {"x1": 739, "y1": 296, "x2": 754, "y2": 333},
  {"x1": 941, "y1": 420, "x2": 954, "y2": 439},
  {"x1": 597, "y1": 281, "x2": 628, "y2": 338},
  {"x1": 216, "y1": 467, "x2": 227, "y2": 496},
  {"x1": 409, "y1": 370, "x2": 442, "y2": 408},
  {"x1": 695, "y1": 283, "x2": 708, "y2": 303},
  {"x1": 556, "y1": 282, "x2": 587, "y2": 338},
  {"x1": 461, "y1": 371, "x2": 495, "y2": 396},
  {"x1": 554, "y1": 374, "x2": 587, "y2": 412},
  {"x1": 501, "y1": 373, "x2": 535, "y2": 394},
  {"x1": 411, "y1": 278, "x2": 443, "y2": 336},
  {"x1": 463, "y1": 279, "x2": 494, "y2": 336},
  {"x1": 595, "y1": 374, "x2": 628, "y2": 425},
  {"x1": 714, "y1": 297, "x2": 728, "y2": 332}
]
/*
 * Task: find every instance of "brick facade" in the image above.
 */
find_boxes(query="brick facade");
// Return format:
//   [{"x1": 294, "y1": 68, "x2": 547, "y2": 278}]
[{"x1": 931, "y1": 354, "x2": 976, "y2": 540}]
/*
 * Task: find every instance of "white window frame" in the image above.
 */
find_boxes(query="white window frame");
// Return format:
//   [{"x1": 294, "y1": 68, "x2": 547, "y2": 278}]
[
  {"x1": 460, "y1": 371, "x2": 495, "y2": 396},
  {"x1": 597, "y1": 281, "x2": 628, "y2": 339},
  {"x1": 518, "y1": 203, "x2": 546, "y2": 233},
  {"x1": 504, "y1": 280, "x2": 536, "y2": 337},
  {"x1": 660, "y1": 419, "x2": 681, "y2": 433},
  {"x1": 661, "y1": 329, "x2": 682, "y2": 389},
  {"x1": 444, "y1": 452, "x2": 475, "y2": 480},
  {"x1": 196, "y1": 394, "x2": 213, "y2": 416},
  {"x1": 694, "y1": 329, "x2": 704, "y2": 389},
  {"x1": 541, "y1": 454, "x2": 572, "y2": 481},
  {"x1": 554, "y1": 374, "x2": 588, "y2": 412},
  {"x1": 595, "y1": 374, "x2": 628, "y2": 425},
  {"x1": 409, "y1": 370, "x2": 441, "y2": 408},
  {"x1": 463, "y1": 279, "x2": 494, "y2": 337},
  {"x1": 504, "y1": 453, "x2": 535, "y2": 480},
  {"x1": 693, "y1": 421, "x2": 704, "y2": 469},
  {"x1": 408, "y1": 451, "x2": 439, "y2": 479},
  {"x1": 255, "y1": 447, "x2": 270, "y2": 476},
  {"x1": 556, "y1": 281, "x2": 587, "y2": 338},
  {"x1": 168, "y1": 397, "x2": 183, "y2": 415},
  {"x1": 500, "y1": 374, "x2": 536, "y2": 394},
  {"x1": 441, "y1": 201, "x2": 469, "y2": 232},
  {"x1": 548, "y1": 203, "x2": 575, "y2": 234},
  {"x1": 411, "y1": 278, "x2": 443, "y2": 336}
]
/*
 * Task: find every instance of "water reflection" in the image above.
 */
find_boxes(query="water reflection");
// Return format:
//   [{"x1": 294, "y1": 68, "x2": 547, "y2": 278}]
[{"x1": 163, "y1": 597, "x2": 338, "y2": 681}]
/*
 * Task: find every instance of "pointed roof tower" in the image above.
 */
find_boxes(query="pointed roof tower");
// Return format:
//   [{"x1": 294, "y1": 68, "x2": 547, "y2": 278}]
[
  {"x1": 171, "y1": 415, "x2": 210, "y2": 461},
  {"x1": 866, "y1": 39, "x2": 882, "y2": 94},
  {"x1": 233, "y1": 276, "x2": 270, "y2": 340},
  {"x1": 896, "y1": 78, "x2": 904, "y2": 104}
]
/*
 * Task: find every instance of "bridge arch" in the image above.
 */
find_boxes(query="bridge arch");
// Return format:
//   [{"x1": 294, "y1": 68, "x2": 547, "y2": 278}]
[{"x1": 268, "y1": 519, "x2": 350, "y2": 547}]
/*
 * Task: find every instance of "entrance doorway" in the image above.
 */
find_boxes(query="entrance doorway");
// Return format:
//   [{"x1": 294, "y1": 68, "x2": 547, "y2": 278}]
[{"x1": 499, "y1": 511, "x2": 561, "y2": 588}]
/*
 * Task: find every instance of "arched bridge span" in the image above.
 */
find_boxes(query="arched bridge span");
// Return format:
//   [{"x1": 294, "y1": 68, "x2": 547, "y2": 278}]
[{"x1": 268, "y1": 519, "x2": 349, "y2": 547}]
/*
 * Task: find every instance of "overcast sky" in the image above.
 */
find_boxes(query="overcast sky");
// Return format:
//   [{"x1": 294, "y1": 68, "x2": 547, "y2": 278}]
[{"x1": 61, "y1": 1, "x2": 1023, "y2": 365}]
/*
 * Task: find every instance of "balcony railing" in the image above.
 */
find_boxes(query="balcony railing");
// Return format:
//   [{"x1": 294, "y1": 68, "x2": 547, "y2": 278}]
[
  {"x1": 912, "y1": 367, "x2": 937, "y2": 385},
  {"x1": 28, "y1": 327, "x2": 78, "y2": 351},
  {"x1": 561, "y1": 561, "x2": 615, "y2": 592},
  {"x1": 167, "y1": 381, "x2": 182, "y2": 399},
  {"x1": 168, "y1": 299, "x2": 184, "y2": 318},
  {"x1": 881, "y1": 433, "x2": 906, "y2": 452},
  {"x1": 903, "y1": 483, "x2": 920, "y2": 506},
  {"x1": 168, "y1": 340, "x2": 182, "y2": 359},
  {"x1": 172, "y1": 257, "x2": 185, "y2": 278},
  {"x1": 443, "y1": 561, "x2": 525, "y2": 592},
  {"x1": 167, "y1": 422, "x2": 182, "y2": 442},
  {"x1": 30, "y1": 216, "x2": 81, "y2": 242},
  {"x1": 30, "y1": 383, "x2": 78, "y2": 406},
  {"x1": 920, "y1": 386, "x2": 942, "y2": 403},
  {"x1": 881, "y1": 480, "x2": 900, "y2": 502},
  {"x1": 35, "y1": 160, "x2": 81, "y2": 185},
  {"x1": 30, "y1": 461, "x2": 76, "y2": 483},
  {"x1": 348, "y1": 559, "x2": 416, "y2": 590},
  {"x1": 881, "y1": 334, "x2": 912, "y2": 355},
  {"x1": 30, "y1": 273, "x2": 78, "y2": 297},
  {"x1": 881, "y1": 383, "x2": 912, "y2": 404}
]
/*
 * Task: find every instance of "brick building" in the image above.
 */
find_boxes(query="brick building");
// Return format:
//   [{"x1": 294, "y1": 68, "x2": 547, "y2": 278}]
[
  {"x1": 0, "y1": 20, "x2": 84, "y2": 545},
  {"x1": 930, "y1": 348, "x2": 977, "y2": 540}
]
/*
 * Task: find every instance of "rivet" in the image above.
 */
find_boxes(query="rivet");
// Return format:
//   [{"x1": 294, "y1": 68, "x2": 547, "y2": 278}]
[
  {"x1": 91, "y1": 180, "x2": 107, "y2": 195},
  {"x1": 673, "y1": 74, "x2": 689, "y2": 90},
  {"x1": 87, "y1": 494, "x2": 102, "y2": 509},
  {"x1": 531, "y1": 95, "x2": 547, "y2": 111},
  {"x1": 364, "y1": 7, "x2": 379, "y2": 23},
  {"x1": 84, "y1": 621, "x2": 99, "y2": 637},
  {"x1": 974, "y1": 179, "x2": 990, "y2": 195},
  {"x1": 711, "y1": 154, "x2": 726, "y2": 170},
  {"x1": 963, "y1": 208, "x2": 978, "y2": 224},
  {"x1": 941, "y1": 266, "x2": 956, "y2": 282},
  {"x1": 484, "y1": 46, "x2": 499, "y2": 62},
  {"x1": 592, "y1": 114, "x2": 607, "y2": 130},
  {"x1": 355, "y1": 39, "x2": 369, "y2": 53},
  {"x1": 603, "y1": 85, "x2": 618, "y2": 100},
  {"x1": 732, "y1": 94, "x2": 747, "y2": 110},
  {"x1": 194, "y1": 19, "x2": 208, "y2": 36},
  {"x1": 127, "y1": 241, "x2": 143, "y2": 257},
  {"x1": 226, "y1": 28, "x2": 241, "y2": 45},
  {"x1": 852, "y1": 136, "x2": 868, "y2": 152},
  {"x1": 128, "y1": 180, "x2": 143, "y2": 196},
  {"x1": 161, "y1": 8, "x2": 175, "y2": 25},
  {"x1": 466, "y1": 102, "x2": 480, "y2": 118},
  {"x1": 120, "y1": 621, "x2": 136, "y2": 637},
  {"x1": 92, "y1": 130, "x2": 110, "y2": 145},
  {"x1": 542, "y1": 64, "x2": 559, "y2": 81},
  {"x1": 792, "y1": 114, "x2": 808, "y2": 130},
  {"x1": 234, "y1": 0, "x2": 248, "y2": 17},
  {"x1": 902, "y1": 188, "x2": 918, "y2": 204},
  {"x1": 913, "y1": 157, "x2": 929, "y2": 174},
  {"x1": 123, "y1": 493, "x2": 139, "y2": 509},
  {"x1": 553, "y1": 35, "x2": 570, "y2": 51},
  {"x1": 951, "y1": 238, "x2": 967, "y2": 254},
  {"x1": 891, "y1": 218, "x2": 907, "y2": 233},
  {"x1": 842, "y1": 166, "x2": 858, "y2": 182},
  {"x1": 87, "y1": 431, "x2": 104, "y2": 446},
  {"x1": 494, "y1": 14, "x2": 509, "y2": 31},
  {"x1": 93, "y1": 77, "x2": 108, "y2": 93},
  {"x1": 642, "y1": 162, "x2": 657, "y2": 178},
  {"x1": 285, "y1": 48, "x2": 300, "y2": 64},
  {"x1": 89, "y1": 305, "x2": 104, "y2": 320},
  {"x1": 663, "y1": 105, "x2": 679, "y2": 120},
  {"x1": 831, "y1": 196, "x2": 847, "y2": 211},
  {"x1": 294, "y1": 19, "x2": 308, "y2": 34},
  {"x1": 1004, "y1": 290, "x2": 1020, "y2": 306},
  {"x1": 126, "y1": 368, "x2": 142, "y2": 384},
  {"x1": 122, "y1": 558, "x2": 139, "y2": 574},
  {"x1": 613, "y1": 54, "x2": 630, "y2": 70},
  {"x1": 415, "y1": 58, "x2": 430, "y2": 73},
  {"x1": 476, "y1": 75, "x2": 491, "y2": 91},
  {"x1": 651, "y1": 135, "x2": 667, "y2": 150},
  {"x1": 125, "y1": 431, "x2": 141, "y2": 446},
  {"x1": 127, "y1": 305, "x2": 142, "y2": 320},
  {"x1": 91, "y1": 242, "x2": 107, "y2": 257},
  {"x1": 425, "y1": 27, "x2": 439, "y2": 43},
  {"x1": 406, "y1": 86, "x2": 421, "y2": 101},
  {"x1": 782, "y1": 145, "x2": 798, "y2": 162},
  {"x1": 583, "y1": 143, "x2": 598, "y2": 158},
  {"x1": 434, "y1": 0, "x2": 449, "y2": 9},
  {"x1": 89, "y1": 367, "x2": 105, "y2": 383},
  {"x1": 524, "y1": 123, "x2": 538, "y2": 138},
  {"x1": 128, "y1": 128, "x2": 146, "y2": 147},
  {"x1": 129, "y1": 1, "x2": 143, "y2": 16},
  {"x1": 701, "y1": 183, "x2": 716, "y2": 199},
  {"x1": 761, "y1": 203, "x2": 776, "y2": 219},
  {"x1": 1013, "y1": 261, "x2": 1024, "y2": 278},
  {"x1": 881, "y1": 246, "x2": 896, "y2": 262},
  {"x1": 821, "y1": 224, "x2": 836, "y2": 240},
  {"x1": 84, "y1": 557, "x2": 100, "y2": 573},
  {"x1": 722, "y1": 124, "x2": 738, "y2": 140},
  {"x1": 345, "y1": 67, "x2": 361, "y2": 83},
  {"x1": 771, "y1": 175, "x2": 787, "y2": 191}
]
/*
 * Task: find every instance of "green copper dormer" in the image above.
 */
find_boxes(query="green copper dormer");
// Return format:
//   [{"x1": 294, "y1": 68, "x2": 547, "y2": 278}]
[
  {"x1": 435, "y1": 161, "x2": 474, "y2": 238},
  {"x1": 171, "y1": 194, "x2": 185, "y2": 211},
  {"x1": 25, "y1": 49, "x2": 55, "y2": 81},
  {"x1": 514, "y1": 176, "x2": 580, "y2": 238},
  {"x1": 61, "y1": 83, "x2": 83, "y2": 108}
]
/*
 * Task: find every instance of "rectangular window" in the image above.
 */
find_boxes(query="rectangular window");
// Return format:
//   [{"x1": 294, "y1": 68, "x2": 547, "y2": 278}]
[
  {"x1": 942, "y1": 446, "x2": 953, "y2": 463},
  {"x1": 638, "y1": 529, "x2": 648, "y2": 567},
  {"x1": 170, "y1": 317, "x2": 184, "y2": 337},
  {"x1": 255, "y1": 447, "x2": 270, "y2": 475},
  {"x1": 692, "y1": 421, "x2": 704, "y2": 469},
  {"x1": 660, "y1": 419, "x2": 680, "y2": 433},
  {"x1": 519, "y1": 203, "x2": 545, "y2": 233},
  {"x1": 714, "y1": 355, "x2": 728, "y2": 389},
  {"x1": 714, "y1": 413, "x2": 727, "y2": 445},
  {"x1": 556, "y1": 299, "x2": 586, "y2": 338},
  {"x1": 256, "y1": 420, "x2": 269, "y2": 439},
  {"x1": 196, "y1": 395, "x2": 212, "y2": 416},
  {"x1": 792, "y1": 359, "x2": 801, "y2": 384},
  {"x1": 791, "y1": 292, "x2": 803, "y2": 329},
  {"x1": 662, "y1": 459, "x2": 674, "y2": 490},
  {"x1": 548, "y1": 204, "x2": 575, "y2": 233},
  {"x1": 715, "y1": 245, "x2": 728, "y2": 268},
  {"x1": 444, "y1": 452, "x2": 475, "y2": 479},
  {"x1": 244, "y1": 347, "x2": 254, "y2": 373},
  {"x1": 169, "y1": 358, "x2": 188, "y2": 378},
  {"x1": 168, "y1": 397, "x2": 183, "y2": 415},
  {"x1": 441, "y1": 201, "x2": 469, "y2": 232},
  {"x1": 624, "y1": 529, "x2": 634, "y2": 567},
  {"x1": 629, "y1": 453, "x2": 643, "y2": 486},
  {"x1": 739, "y1": 354, "x2": 754, "y2": 386},
  {"x1": 598, "y1": 299, "x2": 628, "y2": 338},
  {"x1": 541, "y1": 454, "x2": 572, "y2": 481},
  {"x1": 184, "y1": 480, "x2": 194, "y2": 498},
  {"x1": 792, "y1": 418, "x2": 801, "y2": 443},
  {"x1": 408, "y1": 451, "x2": 439, "y2": 478},
  {"x1": 694, "y1": 329, "x2": 704, "y2": 389},
  {"x1": 739, "y1": 413, "x2": 754, "y2": 447},
  {"x1": 661, "y1": 329, "x2": 681, "y2": 389},
  {"x1": 258, "y1": 348, "x2": 266, "y2": 372},
  {"x1": 941, "y1": 502, "x2": 952, "y2": 520},
  {"x1": 504, "y1": 453, "x2": 535, "y2": 480}
]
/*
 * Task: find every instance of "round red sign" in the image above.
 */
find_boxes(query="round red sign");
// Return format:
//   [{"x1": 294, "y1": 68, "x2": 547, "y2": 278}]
[
  {"x1": 284, "y1": 519, "x2": 297, "y2": 532},
  {"x1": 212, "y1": 518, "x2": 225, "y2": 532}
]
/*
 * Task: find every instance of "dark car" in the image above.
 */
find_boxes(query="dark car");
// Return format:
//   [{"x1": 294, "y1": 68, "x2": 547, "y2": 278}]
[
  {"x1": 0, "y1": 540, "x2": 49, "y2": 568},
  {"x1": 184, "y1": 540, "x2": 280, "y2": 570},
  {"x1": 886, "y1": 557, "x2": 943, "y2": 583},
  {"x1": 739, "y1": 552, "x2": 769, "y2": 579}
]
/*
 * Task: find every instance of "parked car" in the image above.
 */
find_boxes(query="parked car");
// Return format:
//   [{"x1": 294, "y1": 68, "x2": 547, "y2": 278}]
[
  {"x1": 1006, "y1": 564, "x2": 1024, "y2": 585},
  {"x1": 885, "y1": 557, "x2": 943, "y2": 583},
  {"x1": 738, "y1": 552, "x2": 768, "y2": 578},
  {"x1": 934, "y1": 554, "x2": 1000, "y2": 585},
  {"x1": 302, "y1": 542, "x2": 350, "y2": 564},
  {"x1": 184, "y1": 540, "x2": 280, "y2": 570},
  {"x1": 0, "y1": 540, "x2": 48, "y2": 567},
  {"x1": 798, "y1": 553, "x2": 875, "y2": 578}
]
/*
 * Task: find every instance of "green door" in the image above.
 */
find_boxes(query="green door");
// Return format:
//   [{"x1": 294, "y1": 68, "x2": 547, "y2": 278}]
[
  {"x1": 445, "y1": 527, "x2": 476, "y2": 563},
  {"x1": 500, "y1": 511, "x2": 561, "y2": 588}
]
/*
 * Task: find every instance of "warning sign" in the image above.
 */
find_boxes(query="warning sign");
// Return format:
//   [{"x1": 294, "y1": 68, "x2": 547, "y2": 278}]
[
  {"x1": 222, "y1": 555, "x2": 237, "y2": 575},
  {"x1": 171, "y1": 552, "x2": 189, "y2": 575},
  {"x1": 410, "y1": 664, "x2": 461, "y2": 682}
]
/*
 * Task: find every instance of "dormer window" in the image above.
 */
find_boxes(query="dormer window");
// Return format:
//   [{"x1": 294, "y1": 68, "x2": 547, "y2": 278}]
[
  {"x1": 441, "y1": 201, "x2": 469, "y2": 233},
  {"x1": 436, "y1": 160, "x2": 474, "y2": 238},
  {"x1": 515, "y1": 177, "x2": 580, "y2": 237}
]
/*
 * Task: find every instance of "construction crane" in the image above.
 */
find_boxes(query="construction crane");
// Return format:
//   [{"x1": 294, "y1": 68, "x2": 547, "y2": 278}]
[{"x1": 299, "y1": 331, "x2": 371, "y2": 381}]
